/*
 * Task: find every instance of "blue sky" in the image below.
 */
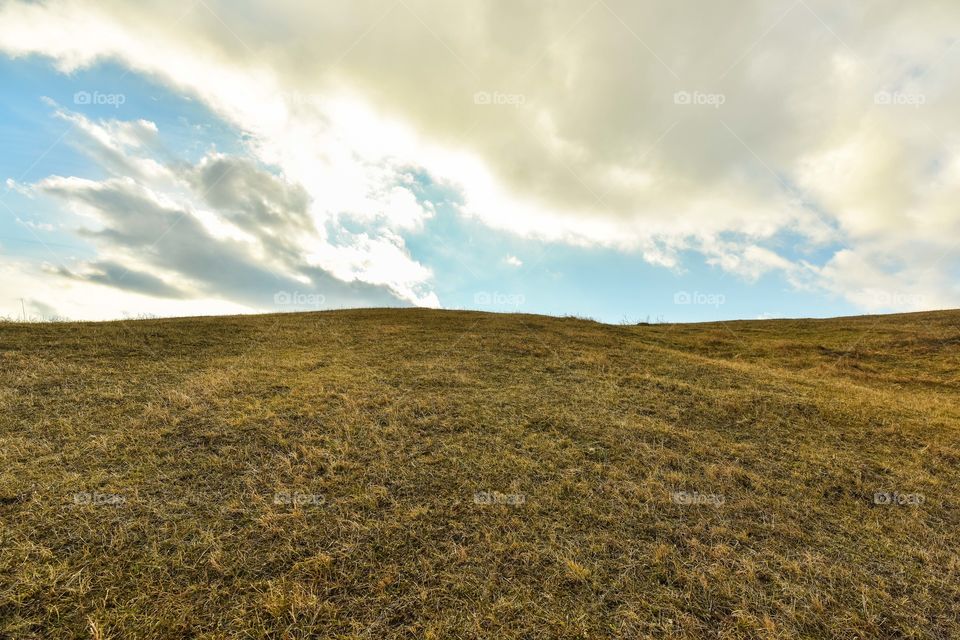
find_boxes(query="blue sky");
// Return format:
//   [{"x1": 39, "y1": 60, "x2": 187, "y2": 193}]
[
  {"x1": 0, "y1": 1, "x2": 956, "y2": 322},
  {"x1": 0, "y1": 57, "x2": 858, "y2": 323}
]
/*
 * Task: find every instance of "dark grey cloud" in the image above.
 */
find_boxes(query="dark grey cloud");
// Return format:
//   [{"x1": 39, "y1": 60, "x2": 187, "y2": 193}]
[
  {"x1": 48, "y1": 260, "x2": 189, "y2": 299},
  {"x1": 183, "y1": 155, "x2": 315, "y2": 265},
  {"x1": 39, "y1": 177, "x2": 410, "y2": 310}
]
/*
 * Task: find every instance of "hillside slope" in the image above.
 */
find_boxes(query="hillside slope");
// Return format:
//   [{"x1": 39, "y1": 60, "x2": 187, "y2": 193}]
[{"x1": 1, "y1": 309, "x2": 959, "y2": 639}]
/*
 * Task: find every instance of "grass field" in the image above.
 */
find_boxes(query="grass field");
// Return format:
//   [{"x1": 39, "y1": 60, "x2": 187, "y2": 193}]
[{"x1": 1, "y1": 308, "x2": 958, "y2": 639}]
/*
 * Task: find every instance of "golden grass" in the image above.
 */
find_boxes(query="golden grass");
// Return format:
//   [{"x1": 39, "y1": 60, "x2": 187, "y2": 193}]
[{"x1": 0, "y1": 308, "x2": 958, "y2": 638}]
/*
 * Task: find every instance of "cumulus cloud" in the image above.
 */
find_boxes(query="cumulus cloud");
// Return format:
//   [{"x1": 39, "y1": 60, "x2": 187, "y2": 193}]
[
  {"x1": 183, "y1": 154, "x2": 316, "y2": 264},
  {"x1": 9, "y1": 102, "x2": 435, "y2": 317},
  {"x1": 44, "y1": 100, "x2": 170, "y2": 182},
  {"x1": 0, "y1": 0, "x2": 958, "y2": 312},
  {"x1": 39, "y1": 173, "x2": 400, "y2": 306}
]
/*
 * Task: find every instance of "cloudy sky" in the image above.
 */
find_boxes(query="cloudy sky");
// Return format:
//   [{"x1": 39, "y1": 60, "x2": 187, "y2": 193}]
[{"x1": 1, "y1": 0, "x2": 958, "y2": 322}]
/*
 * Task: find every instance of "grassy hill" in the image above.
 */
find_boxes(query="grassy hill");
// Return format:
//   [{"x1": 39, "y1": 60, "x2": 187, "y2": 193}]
[{"x1": 1, "y1": 308, "x2": 958, "y2": 639}]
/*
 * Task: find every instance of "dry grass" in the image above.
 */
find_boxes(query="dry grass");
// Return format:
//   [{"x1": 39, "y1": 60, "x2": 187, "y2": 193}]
[{"x1": 1, "y1": 308, "x2": 958, "y2": 639}]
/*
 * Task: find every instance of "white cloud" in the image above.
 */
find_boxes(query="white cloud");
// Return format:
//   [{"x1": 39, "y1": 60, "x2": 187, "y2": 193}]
[
  {"x1": 0, "y1": 0, "x2": 958, "y2": 312},
  {"x1": 817, "y1": 249, "x2": 959, "y2": 313},
  {"x1": 48, "y1": 105, "x2": 170, "y2": 182},
  {"x1": 8, "y1": 105, "x2": 433, "y2": 317}
]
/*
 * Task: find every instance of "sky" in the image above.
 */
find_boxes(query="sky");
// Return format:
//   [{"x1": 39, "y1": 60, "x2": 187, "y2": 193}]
[{"x1": 0, "y1": 0, "x2": 958, "y2": 323}]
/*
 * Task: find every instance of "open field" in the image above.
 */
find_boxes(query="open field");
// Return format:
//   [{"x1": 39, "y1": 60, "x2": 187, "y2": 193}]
[{"x1": 1, "y1": 308, "x2": 958, "y2": 639}]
